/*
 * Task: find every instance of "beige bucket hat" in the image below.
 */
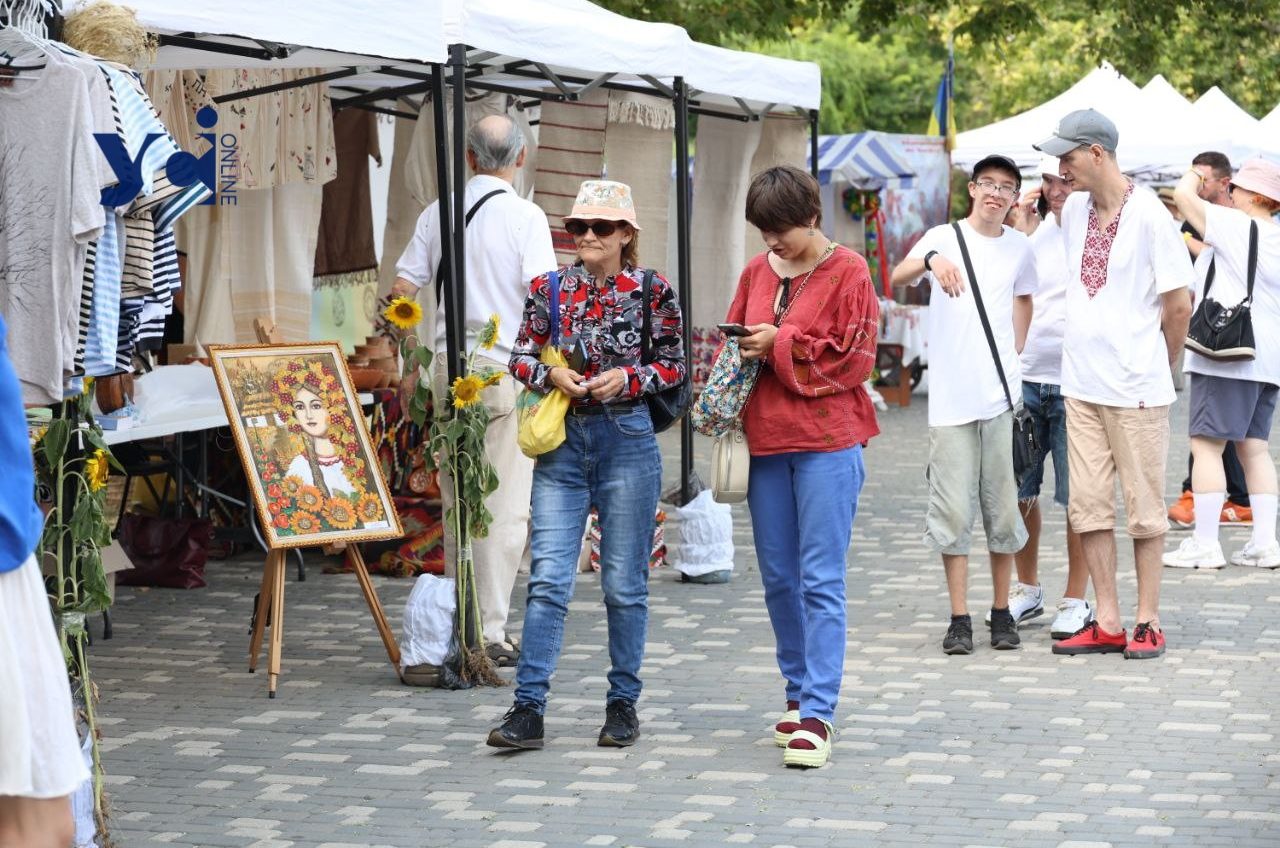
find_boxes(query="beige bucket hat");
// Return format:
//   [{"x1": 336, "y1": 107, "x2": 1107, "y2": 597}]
[{"x1": 563, "y1": 180, "x2": 643, "y2": 230}]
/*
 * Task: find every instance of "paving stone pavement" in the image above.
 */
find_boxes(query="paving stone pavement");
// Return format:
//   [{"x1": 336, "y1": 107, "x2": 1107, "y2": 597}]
[{"x1": 91, "y1": 396, "x2": 1280, "y2": 847}]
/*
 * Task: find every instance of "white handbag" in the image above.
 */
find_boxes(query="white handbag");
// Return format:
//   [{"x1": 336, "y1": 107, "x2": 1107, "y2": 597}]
[{"x1": 711, "y1": 423, "x2": 750, "y2": 504}]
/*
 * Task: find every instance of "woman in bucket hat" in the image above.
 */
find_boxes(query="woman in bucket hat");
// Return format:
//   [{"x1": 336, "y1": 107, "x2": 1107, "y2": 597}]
[
  {"x1": 489, "y1": 180, "x2": 687, "y2": 751},
  {"x1": 1164, "y1": 157, "x2": 1280, "y2": 571}
]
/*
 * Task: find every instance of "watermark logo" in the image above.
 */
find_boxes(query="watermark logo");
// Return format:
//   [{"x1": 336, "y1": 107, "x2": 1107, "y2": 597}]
[{"x1": 96, "y1": 106, "x2": 239, "y2": 207}]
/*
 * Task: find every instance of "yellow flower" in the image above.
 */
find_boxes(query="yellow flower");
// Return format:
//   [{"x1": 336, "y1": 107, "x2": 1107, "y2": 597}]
[
  {"x1": 451, "y1": 374, "x2": 486, "y2": 409},
  {"x1": 322, "y1": 497, "x2": 358, "y2": 530},
  {"x1": 483, "y1": 371, "x2": 504, "y2": 387},
  {"x1": 281, "y1": 476, "x2": 304, "y2": 498},
  {"x1": 290, "y1": 511, "x2": 321, "y2": 535},
  {"x1": 84, "y1": 449, "x2": 109, "y2": 491},
  {"x1": 356, "y1": 492, "x2": 384, "y2": 524},
  {"x1": 383, "y1": 297, "x2": 423, "y2": 330},
  {"x1": 297, "y1": 485, "x2": 325, "y2": 512},
  {"x1": 477, "y1": 314, "x2": 500, "y2": 350}
]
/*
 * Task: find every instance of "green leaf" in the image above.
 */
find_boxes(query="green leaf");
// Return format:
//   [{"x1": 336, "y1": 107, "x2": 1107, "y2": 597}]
[
  {"x1": 79, "y1": 547, "x2": 111, "y2": 613},
  {"x1": 414, "y1": 345, "x2": 435, "y2": 372},
  {"x1": 43, "y1": 418, "x2": 71, "y2": 470}
]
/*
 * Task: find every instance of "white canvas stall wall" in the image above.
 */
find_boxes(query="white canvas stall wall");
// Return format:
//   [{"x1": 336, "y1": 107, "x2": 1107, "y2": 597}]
[
  {"x1": 377, "y1": 113, "x2": 427, "y2": 304},
  {"x1": 532, "y1": 90, "x2": 611, "y2": 265},
  {"x1": 741, "y1": 115, "x2": 809, "y2": 269},
  {"x1": 603, "y1": 92, "x2": 675, "y2": 278}
]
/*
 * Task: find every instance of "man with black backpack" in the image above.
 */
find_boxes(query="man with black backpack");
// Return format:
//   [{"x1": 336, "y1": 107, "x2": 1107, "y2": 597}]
[
  {"x1": 393, "y1": 114, "x2": 556, "y2": 672},
  {"x1": 891, "y1": 154, "x2": 1037, "y2": 655}
]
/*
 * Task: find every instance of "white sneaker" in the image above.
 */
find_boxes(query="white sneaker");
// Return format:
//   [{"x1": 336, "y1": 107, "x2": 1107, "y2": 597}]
[
  {"x1": 984, "y1": 582, "x2": 1044, "y2": 624},
  {"x1": 1050, "y1": 598, "x2": 1094, "y2": 640},
  {"x1": 1231, "y1": 540, "x2": 1280, "y2": 569},
  {"x1": 1162, "y1": 537, "x2": 1226, "y2": 569}
]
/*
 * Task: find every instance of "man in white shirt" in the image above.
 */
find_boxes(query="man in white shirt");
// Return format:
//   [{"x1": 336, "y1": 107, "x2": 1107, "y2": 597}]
[
  {"x1": 1002, "y1": 156, "x2": 1093, "y2": 639},
  {"x1": 891, "y1": 154, "x2": 1037, "y2": 656},
  {"x1": 392, "y1": 115, "x2": 556, "y2": 669},
  {"x1": 1034, "y1": 109, "x2": 1194, "y2": 660}
]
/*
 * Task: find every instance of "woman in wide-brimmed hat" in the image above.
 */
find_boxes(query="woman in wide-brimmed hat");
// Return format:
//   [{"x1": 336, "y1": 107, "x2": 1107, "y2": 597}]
[
  {"x1": 1165, "y1": 157, "x2": 1280, "y2": 571},
  {"x1": 488, "y1": 180, "x2": 686, "y2": 752}
]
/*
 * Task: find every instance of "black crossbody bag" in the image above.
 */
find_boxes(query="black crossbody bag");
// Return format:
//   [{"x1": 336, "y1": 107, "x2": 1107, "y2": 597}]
[
  {"x1": 951, "y1": 222, "x2": 1040, "y2": 484},
  {"x1": 640, "y1": 269, "x2": 691, "y2": 432},
  {"x1": 1186, "y1": 220, "x2": 1259, "y2": 362}
]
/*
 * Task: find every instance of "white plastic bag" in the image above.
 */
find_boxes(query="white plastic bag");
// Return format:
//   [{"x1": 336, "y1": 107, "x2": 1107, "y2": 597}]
[
  {"x1": 671, "y1": 489, "x2": 735, "y2": 578},
  {"x1": 399, "y1": 574, "x2": 457, "y2": 670}
]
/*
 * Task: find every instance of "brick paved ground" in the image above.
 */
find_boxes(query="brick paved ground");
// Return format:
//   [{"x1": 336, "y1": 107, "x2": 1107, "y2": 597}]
[{"x1": 92, "y1": 396, "x2": 1280, "y2": 847}]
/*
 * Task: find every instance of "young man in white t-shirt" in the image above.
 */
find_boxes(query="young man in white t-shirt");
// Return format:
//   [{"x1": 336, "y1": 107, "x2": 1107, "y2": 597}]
[
  {"x1": 891, "y1": 154, "x2": 1037, "y2": 656},
  {"x1": 1033, "y1": 109, "x2": 1194, "y2": 660}
]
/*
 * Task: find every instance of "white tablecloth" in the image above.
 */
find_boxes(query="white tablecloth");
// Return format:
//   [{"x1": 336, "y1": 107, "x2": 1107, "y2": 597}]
[{"x1": 880, "y1": 299, "x2": 928, "y2": 367}]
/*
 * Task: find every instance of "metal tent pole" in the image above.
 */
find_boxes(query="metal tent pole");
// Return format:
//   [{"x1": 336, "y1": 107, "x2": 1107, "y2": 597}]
[
  {"x1": 809, "y1": 109, "x2": 820, "y2": 180},
  {"x1": 447, "y1": 43, "x2": 469, "y2": 384},
  {"x1": 674, "y1": 77, "x2": 694, "y2": 505},
  {"x1": 428, "y1": 64, "x2": 457, "y2": 382}
]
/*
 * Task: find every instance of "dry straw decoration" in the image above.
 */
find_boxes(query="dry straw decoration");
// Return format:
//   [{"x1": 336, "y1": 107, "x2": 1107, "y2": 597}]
[{"x1": 63, "y1": 0, "x2": 158, "y2": 67}]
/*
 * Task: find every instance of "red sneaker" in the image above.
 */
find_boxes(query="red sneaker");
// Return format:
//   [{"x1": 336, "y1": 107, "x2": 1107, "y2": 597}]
[
  {"x1": 1124, "y1": 622, "x2": 1166, "y2": 659},
  {"x1": 1051, "y1": 621, "x2": 1127, "y2": 655}
]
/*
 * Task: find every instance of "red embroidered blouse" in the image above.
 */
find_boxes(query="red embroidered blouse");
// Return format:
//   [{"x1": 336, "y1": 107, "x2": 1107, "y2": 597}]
[{"x1": 723, "y1": 245, "x2": 880, "y2": 456}]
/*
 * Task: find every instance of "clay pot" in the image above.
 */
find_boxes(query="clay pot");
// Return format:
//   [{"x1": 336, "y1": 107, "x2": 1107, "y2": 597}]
[
  {"x1": 369, "y1": 356, "x2": 398, "y2": 373},
  {"x1": 349, "y1": 368, "x2": 383, "y2": 391},
  {"x1": 347, "y1": 356, "x2": 370, "y2": 368}
]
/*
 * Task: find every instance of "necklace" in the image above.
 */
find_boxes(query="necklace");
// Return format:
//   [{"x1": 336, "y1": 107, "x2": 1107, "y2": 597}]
[{"x1": 775, "y1": 242, "x2": 838, "y2": 321}]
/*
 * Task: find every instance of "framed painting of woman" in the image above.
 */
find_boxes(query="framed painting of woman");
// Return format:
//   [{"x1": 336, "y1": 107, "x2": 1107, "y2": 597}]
[{"x1": 208, "y1": 343, "x2": 403, "y2": 549}]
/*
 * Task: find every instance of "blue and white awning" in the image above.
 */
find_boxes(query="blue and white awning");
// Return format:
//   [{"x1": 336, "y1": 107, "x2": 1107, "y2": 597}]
[{"x1": 811, "y1": 132, "x2": 917, "y2": 189}]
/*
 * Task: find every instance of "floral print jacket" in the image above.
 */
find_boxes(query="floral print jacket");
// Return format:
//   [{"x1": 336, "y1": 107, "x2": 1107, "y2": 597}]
[{"x1": 509, "y1": 263, "x2": 686, "y2": 402}]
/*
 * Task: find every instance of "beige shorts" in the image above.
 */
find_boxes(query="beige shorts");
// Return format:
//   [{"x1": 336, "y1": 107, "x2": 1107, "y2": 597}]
[{"x1": 1065, "y1": 398, "x2": 1170, "y2": 538}]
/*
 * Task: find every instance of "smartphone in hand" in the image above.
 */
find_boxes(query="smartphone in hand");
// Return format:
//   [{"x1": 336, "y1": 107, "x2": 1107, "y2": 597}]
[
  {"x1": 717, "y1": 323, "x2": 751, "y2": 337},
  {"x1": 566, "y1": 337, "x2": 590, "y2": 373}
]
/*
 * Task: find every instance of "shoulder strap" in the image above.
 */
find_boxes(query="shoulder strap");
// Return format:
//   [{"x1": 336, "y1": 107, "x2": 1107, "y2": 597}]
[
  {"x1": 951, "y1": 222, "x2": 1015, "y2": 412},
  {"x1": 1246, "y1": 220, "x2": 1259, "y2": 302},
  {"x1": 548, "y1": 269, "x2": 561, "y2": 348},
  {"x1": 1203, "y1": 256, "x2": 1217, "y2": 299},
  {"x1": 640, "y1": 269, "x2": 656, "y2": 365},
  {"x1": 434, "y1": 188, "x2": 508, "y2": 300}
]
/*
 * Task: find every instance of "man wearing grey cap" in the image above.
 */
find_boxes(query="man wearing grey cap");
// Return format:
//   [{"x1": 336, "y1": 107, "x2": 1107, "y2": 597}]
[{"x1": 1034, "y1": 109, "x2": 1194, "y2": 660}]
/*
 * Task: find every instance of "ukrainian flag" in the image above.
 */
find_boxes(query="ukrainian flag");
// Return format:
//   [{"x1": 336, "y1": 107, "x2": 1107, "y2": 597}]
[{"x1": 926, "y1": 49, "x2": 957, "y2": 151}]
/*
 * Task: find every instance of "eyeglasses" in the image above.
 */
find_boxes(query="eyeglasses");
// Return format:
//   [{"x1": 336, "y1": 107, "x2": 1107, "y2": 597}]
[
  {"x1": 565, "y1": 220, "x2": 620, "y2": 237},
  {"x1": 974, "y1": 180, "x2": 1018, "y2": 198}
]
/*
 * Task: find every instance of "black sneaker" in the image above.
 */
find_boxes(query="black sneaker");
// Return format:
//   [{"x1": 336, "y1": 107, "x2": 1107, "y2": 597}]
[
  {"x1": 486, "y1": 703, "x2": 544, "y2": 750},
  {"x1": 598, "y1": 699, "x2": 640, "y2": 747},
  {"x1": 989, "y1": 607, "x2": 1021, "y2": 650},
  {"x1": 942, "y1": 616, "x2": 973, "y2": 655}
]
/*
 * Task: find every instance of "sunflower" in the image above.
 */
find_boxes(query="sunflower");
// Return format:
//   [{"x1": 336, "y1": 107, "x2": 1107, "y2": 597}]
[
  {"x1": 482, "y1": 370, "x2": 504, "y2": 387},
  {"x1": 356, "y1": 492, "x2": 384, "y2": 524},
  {"x1": 290, "y1": 511, "x2": 321, "y2": 535},
  {"x1": 281, "y1": 476, "x2": 304, "y2": 498},
  {"x1": 383, "y1": 297, "x2": 423, "y2": 330},
  {"x1": 84, "y1": 449, "x2": 109, "y2": 491},
  {"x1": 322, "y1": 497, "x2": 358, "y2": 530},
  {"x1": 451, "y1": 374, "x2": 486, "y2": 409},
  {"x1": 297, "y1": 485, "x2": 325, "y2": 512},
  {"x1": 477, "y1": 314, "x2": 500, "y2": 350}
]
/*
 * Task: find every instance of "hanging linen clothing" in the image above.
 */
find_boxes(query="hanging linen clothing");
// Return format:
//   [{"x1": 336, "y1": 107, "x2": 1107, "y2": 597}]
[
  {"x1": 405, "y1": 90, "x2": 511, "y2": 210},
  {"x1": 740, "y1": 114, "x2": 808, "y2": 269},
  {"x1": 602, "y1": 91, "x2": 674, "y2": 277},
  {"x1": 0, "y1": 58, "x2": 107, "y2": 404},
  {"x1": 531, "y1": 89, "x2": 609, "y2": 265},
  {"x1": 377, "y1": 110, "x2": 426, "y2": 302}
]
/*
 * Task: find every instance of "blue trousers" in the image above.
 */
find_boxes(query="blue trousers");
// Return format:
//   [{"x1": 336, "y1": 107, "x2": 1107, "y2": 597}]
[
  {"x1": 513, "y1": 405, "x2": 662, "y2": 712},
  {"x1": 748, "y1": 445, "x2": 865, "y2": 723}
]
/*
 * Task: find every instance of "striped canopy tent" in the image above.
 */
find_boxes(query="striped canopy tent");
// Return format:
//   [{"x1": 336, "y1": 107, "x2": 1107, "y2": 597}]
[{"x1": 811, "y1": 132, "x2": 917, "y2": 189}]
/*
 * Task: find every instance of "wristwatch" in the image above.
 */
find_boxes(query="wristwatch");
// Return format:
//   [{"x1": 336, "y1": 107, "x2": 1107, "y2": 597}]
[{"x1": 923, "y1": 250, "x2": 939, "y2": 271}]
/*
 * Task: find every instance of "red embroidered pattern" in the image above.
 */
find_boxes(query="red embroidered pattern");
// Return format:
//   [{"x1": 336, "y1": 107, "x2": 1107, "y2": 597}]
[{"x1": 1080, "y1": 182, "x2": 1134, "y2": 299}]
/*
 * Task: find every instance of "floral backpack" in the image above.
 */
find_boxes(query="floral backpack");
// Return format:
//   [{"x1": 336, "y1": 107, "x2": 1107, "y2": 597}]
[{"x1": 689, "y1": 338, "x2": 760, "y2": 438}]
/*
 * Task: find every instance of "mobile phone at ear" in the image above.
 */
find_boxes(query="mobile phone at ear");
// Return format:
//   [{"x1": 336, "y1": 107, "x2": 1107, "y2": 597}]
[{"x1": 717, "y1": 323, "x2": 751, "y2": 337}]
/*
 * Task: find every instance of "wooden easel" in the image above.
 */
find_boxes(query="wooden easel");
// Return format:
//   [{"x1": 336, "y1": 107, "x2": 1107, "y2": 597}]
[{"x1": 248, "y1": 544, "x2": 402, "y2": 698}]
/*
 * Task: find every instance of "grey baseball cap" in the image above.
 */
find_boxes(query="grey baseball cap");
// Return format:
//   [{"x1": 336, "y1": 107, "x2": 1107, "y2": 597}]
[{"x1": 1033, "y1": 108, "x2": 1119, "y2": 156}]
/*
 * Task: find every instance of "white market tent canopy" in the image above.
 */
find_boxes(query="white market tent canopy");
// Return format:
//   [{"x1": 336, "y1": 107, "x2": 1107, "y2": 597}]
[
  {"x1": 1190, "y1": 86, "x2": 1280, "y2": 161},
  {"x1": 813, "y1": 132, "x2": 917, "y2": 189},
  {"x1": 953, "y1": 63, "x2": 1248, "y2": 179}
]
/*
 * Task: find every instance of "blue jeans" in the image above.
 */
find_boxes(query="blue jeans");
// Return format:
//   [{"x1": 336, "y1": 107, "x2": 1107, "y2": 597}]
[
  {"x1": 747, "y1": 445, "x2": 865, "y2": 724},
  {"x1": 513, "y1": 405, "x2": 662, "y2": 713},
  {"x1": 1018, "y1": 381, "x2": 1069, "y2": 508}
]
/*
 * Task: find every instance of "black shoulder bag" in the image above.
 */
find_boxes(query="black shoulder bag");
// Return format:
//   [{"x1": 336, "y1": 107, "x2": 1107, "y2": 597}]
[
  {"x1": 640, "y1": 269, "x2": 692, "y2": 432},
  {"x1": 433, "y1": 188, "x2": 507, "y2": 302},
  {"x1": 951, "y1": 222, "x2": 1040, "y2": 485},
  {"x1": 1186, "y1": 220, "x2": 1258, "y2": 362}
]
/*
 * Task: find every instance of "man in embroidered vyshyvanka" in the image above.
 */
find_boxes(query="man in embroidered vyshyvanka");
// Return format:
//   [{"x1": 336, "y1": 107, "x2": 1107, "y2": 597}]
[{"x1": 1034, "y1": 109, "x2": 1194, "y2": 660}]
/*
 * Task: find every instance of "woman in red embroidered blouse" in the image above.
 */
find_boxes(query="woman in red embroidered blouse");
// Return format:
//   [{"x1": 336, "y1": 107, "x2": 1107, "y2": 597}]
[
  {"x1": 492, "y1": 180, "x2": 686, "y2": 751},
  {"x1": 726, "y1": 165, "x2": 879, "y2": 768}
]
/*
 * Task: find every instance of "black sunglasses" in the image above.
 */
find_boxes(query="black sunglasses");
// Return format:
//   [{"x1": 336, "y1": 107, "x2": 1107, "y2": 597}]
[{"x1": 565, "y1": 219, "x2": 620, "y2": 237}]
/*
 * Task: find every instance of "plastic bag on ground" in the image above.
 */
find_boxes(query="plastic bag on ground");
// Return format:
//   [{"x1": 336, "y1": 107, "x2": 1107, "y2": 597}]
[
  {"x1": 670, "y1": 489, "x2": 735, "y2": 579},
  {"x1": 399, "y1": 573, "x2": 456, "y2": 670}
]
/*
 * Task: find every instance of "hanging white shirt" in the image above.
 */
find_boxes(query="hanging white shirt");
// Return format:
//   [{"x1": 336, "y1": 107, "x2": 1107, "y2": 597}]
[
  {"x1": 1058, "y1": 186, "x2": 1194, "y2": 408},
  {"x1": 396, "y1": 174, "x2": 556, "y2": 363},
  {"x1": 1019, "y1": 213, "x2": 1069, "y2": 385},
  {"x1": 906, "y1": 219, "x2": 1038, "y2": 427}
]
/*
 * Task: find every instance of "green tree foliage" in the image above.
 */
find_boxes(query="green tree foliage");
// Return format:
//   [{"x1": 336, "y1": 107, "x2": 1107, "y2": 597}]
[{"x1": 598, "y1": 0, "x2": 856, "y2": 44}]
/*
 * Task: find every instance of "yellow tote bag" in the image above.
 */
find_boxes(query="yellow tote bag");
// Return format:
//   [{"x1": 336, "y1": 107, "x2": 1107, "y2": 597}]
[{"x1": 517, "y1": 269, "x2": 570, "y2": 458}]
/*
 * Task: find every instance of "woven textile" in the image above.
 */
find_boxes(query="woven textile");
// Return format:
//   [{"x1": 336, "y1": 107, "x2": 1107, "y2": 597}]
[
  {"x1": 1082, "y1": 181, "x2": 1134, "y2": 299},
  {"x1": 533, "y1": 90, "x2": 609, "y2": 265},
  {"x1": 603, "y1": 91, "x2": 674, "y2": 275}
]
